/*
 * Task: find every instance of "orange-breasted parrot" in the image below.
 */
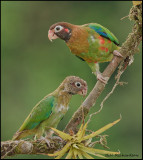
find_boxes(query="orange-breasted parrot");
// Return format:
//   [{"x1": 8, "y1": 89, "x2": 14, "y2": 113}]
[
  {"x1": 12, "y1": 76, "x2": 87, "y2": 142},
  {"x1": 48, "y1": 22, "x2": 123, "y2": 83}
]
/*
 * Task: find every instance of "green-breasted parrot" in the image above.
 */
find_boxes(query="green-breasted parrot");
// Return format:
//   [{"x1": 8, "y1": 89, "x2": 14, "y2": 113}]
[
  {"x1": 48, "y1": 22, "x2": 123, "y2": 83},
  {"x1": 12, "y1": 76, "x2": 87, "y2": 141}
]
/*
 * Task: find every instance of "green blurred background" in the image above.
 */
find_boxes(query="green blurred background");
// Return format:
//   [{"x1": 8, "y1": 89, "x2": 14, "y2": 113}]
[{"x1": 1, "y1": 1, "x2": 142, "y2": 159}]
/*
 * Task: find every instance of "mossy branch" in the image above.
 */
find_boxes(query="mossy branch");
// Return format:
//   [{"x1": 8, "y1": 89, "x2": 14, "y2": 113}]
[
  {"x1": 1, "y1": 138, "x2": 65, "y2": 158},
  {"x1": 1, "y1": 4, "x2": 142, "y2": 159}
]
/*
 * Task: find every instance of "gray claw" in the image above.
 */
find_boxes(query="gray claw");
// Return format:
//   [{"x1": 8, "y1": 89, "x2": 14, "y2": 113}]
[
  {"x1": 113, "y1": 50, "x2": 123, "y2": 58},
  {"x1": 39, "y1": 136, "x2": 51, "y2": 147},
  {"x1": 52, "y1": 136, "x2": 63, "y2": 141},
  {"x1": 96, "y1": 72, "x2": 109, "y2": 84}
]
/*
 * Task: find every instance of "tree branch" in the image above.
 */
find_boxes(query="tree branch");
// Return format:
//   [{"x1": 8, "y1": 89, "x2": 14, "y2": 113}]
[
  {"x1": 1, "y1": 138, "x2": 65, "y2": 159},
  {"x1": 1, "y1": 4, "x2": 142, "y2": 159}
]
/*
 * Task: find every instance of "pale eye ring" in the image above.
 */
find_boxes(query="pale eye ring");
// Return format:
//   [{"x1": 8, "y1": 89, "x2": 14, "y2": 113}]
[
  {"x1": 54, "y1": 25, "x2": 63, "y2": 33},
  {"x1": 75, "y1": 82, "x2": 81, "y2": 88}
]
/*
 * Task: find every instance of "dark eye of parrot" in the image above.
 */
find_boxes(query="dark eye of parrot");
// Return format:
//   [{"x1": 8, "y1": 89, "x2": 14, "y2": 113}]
[
  {"x1": 54, "y1": 25, "x2": 63, "y2": 33},
  {"x1": 75, "y1": 82, "x2": 81, "y2": 88}
]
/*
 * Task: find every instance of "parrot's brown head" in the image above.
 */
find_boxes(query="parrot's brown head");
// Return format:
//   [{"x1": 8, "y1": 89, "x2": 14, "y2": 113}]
[
  {"x1": 48, "y1": 22, "x2": 74, "y2": 42},
  {"x1": 60, "y1": 76, "x2": 87, "y2": 97}
]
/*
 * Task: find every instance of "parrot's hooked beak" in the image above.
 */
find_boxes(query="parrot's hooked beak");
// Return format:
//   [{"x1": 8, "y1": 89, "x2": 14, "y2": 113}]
[
  {"x1": 78, "y1": 88, "x2": 87, "y2": 97},
  {"x1": 48, "y1": 30, "x2": 59, "y2": 42}
]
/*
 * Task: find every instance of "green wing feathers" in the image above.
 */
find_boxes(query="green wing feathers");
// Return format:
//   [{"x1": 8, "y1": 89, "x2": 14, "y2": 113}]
[
  {"x1": 84, "y1": 23, "x2": 119, "y2": 45},
  {"x1": 18, "y1": 96, "x2": 55, "y2": 131}
]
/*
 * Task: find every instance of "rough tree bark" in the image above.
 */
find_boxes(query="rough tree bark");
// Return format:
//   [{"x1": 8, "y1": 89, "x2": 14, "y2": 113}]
[{"x1": 1, "y1": 3, "x2": 142, "y2": 159}]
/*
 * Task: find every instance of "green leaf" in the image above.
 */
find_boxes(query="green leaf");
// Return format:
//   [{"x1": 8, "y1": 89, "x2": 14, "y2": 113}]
[
  {"x1": 82, "y1": 118, "x2": 121, "y2": 141},
  {"x1": 51, "y1": 127, "x2": 72, "y2": 141},
  {"x1": 77, "y1": 150, "x2": 84, "y2": 159},
  {"x1": 78, "y1": 145, "x2": 120, "y2": 155},
  {"x1": 73, "y1": 148, "x2": 78, "y2": 159},
  {"x1": 81, "y1": 151, "x2": 94, "y2": 159},
  {"x1": 65, "y1": 147, "x2": 73, "y2": 159},
  {"x1": 48, "y1": 141, "x2": 71, "y2": 157}
]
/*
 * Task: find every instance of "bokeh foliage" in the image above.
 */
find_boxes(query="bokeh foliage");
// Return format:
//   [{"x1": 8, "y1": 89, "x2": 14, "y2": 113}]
[{"x1": 1, "y1": 1, "x2": 142, "y2": 159}]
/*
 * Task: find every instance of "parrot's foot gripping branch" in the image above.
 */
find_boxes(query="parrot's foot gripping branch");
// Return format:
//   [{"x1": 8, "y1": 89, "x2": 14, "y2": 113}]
[
  {"x1": 113, "y1": 50, "x2": 123, "y2": 58},
  {"x1": 94, "y1": 71, "x2": 109, "y2": 84},
  {"x1": 52, "y1": 136, "x2": 63, "y2": 142},
  {"x1": 38, "y1": 136, "x2": 52, "y2": 147},
  {"x1": 38, "y1": 136, "x2": 63, "y2": 147}
]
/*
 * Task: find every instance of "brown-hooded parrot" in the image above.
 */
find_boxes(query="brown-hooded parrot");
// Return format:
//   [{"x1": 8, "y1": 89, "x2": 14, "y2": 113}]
[
  {"x1": 12, "y1": 76, "x2": 87, "y2": 144},
  {"x1": 48, "y1": 22, "x2": 123, "y2": 83}
]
